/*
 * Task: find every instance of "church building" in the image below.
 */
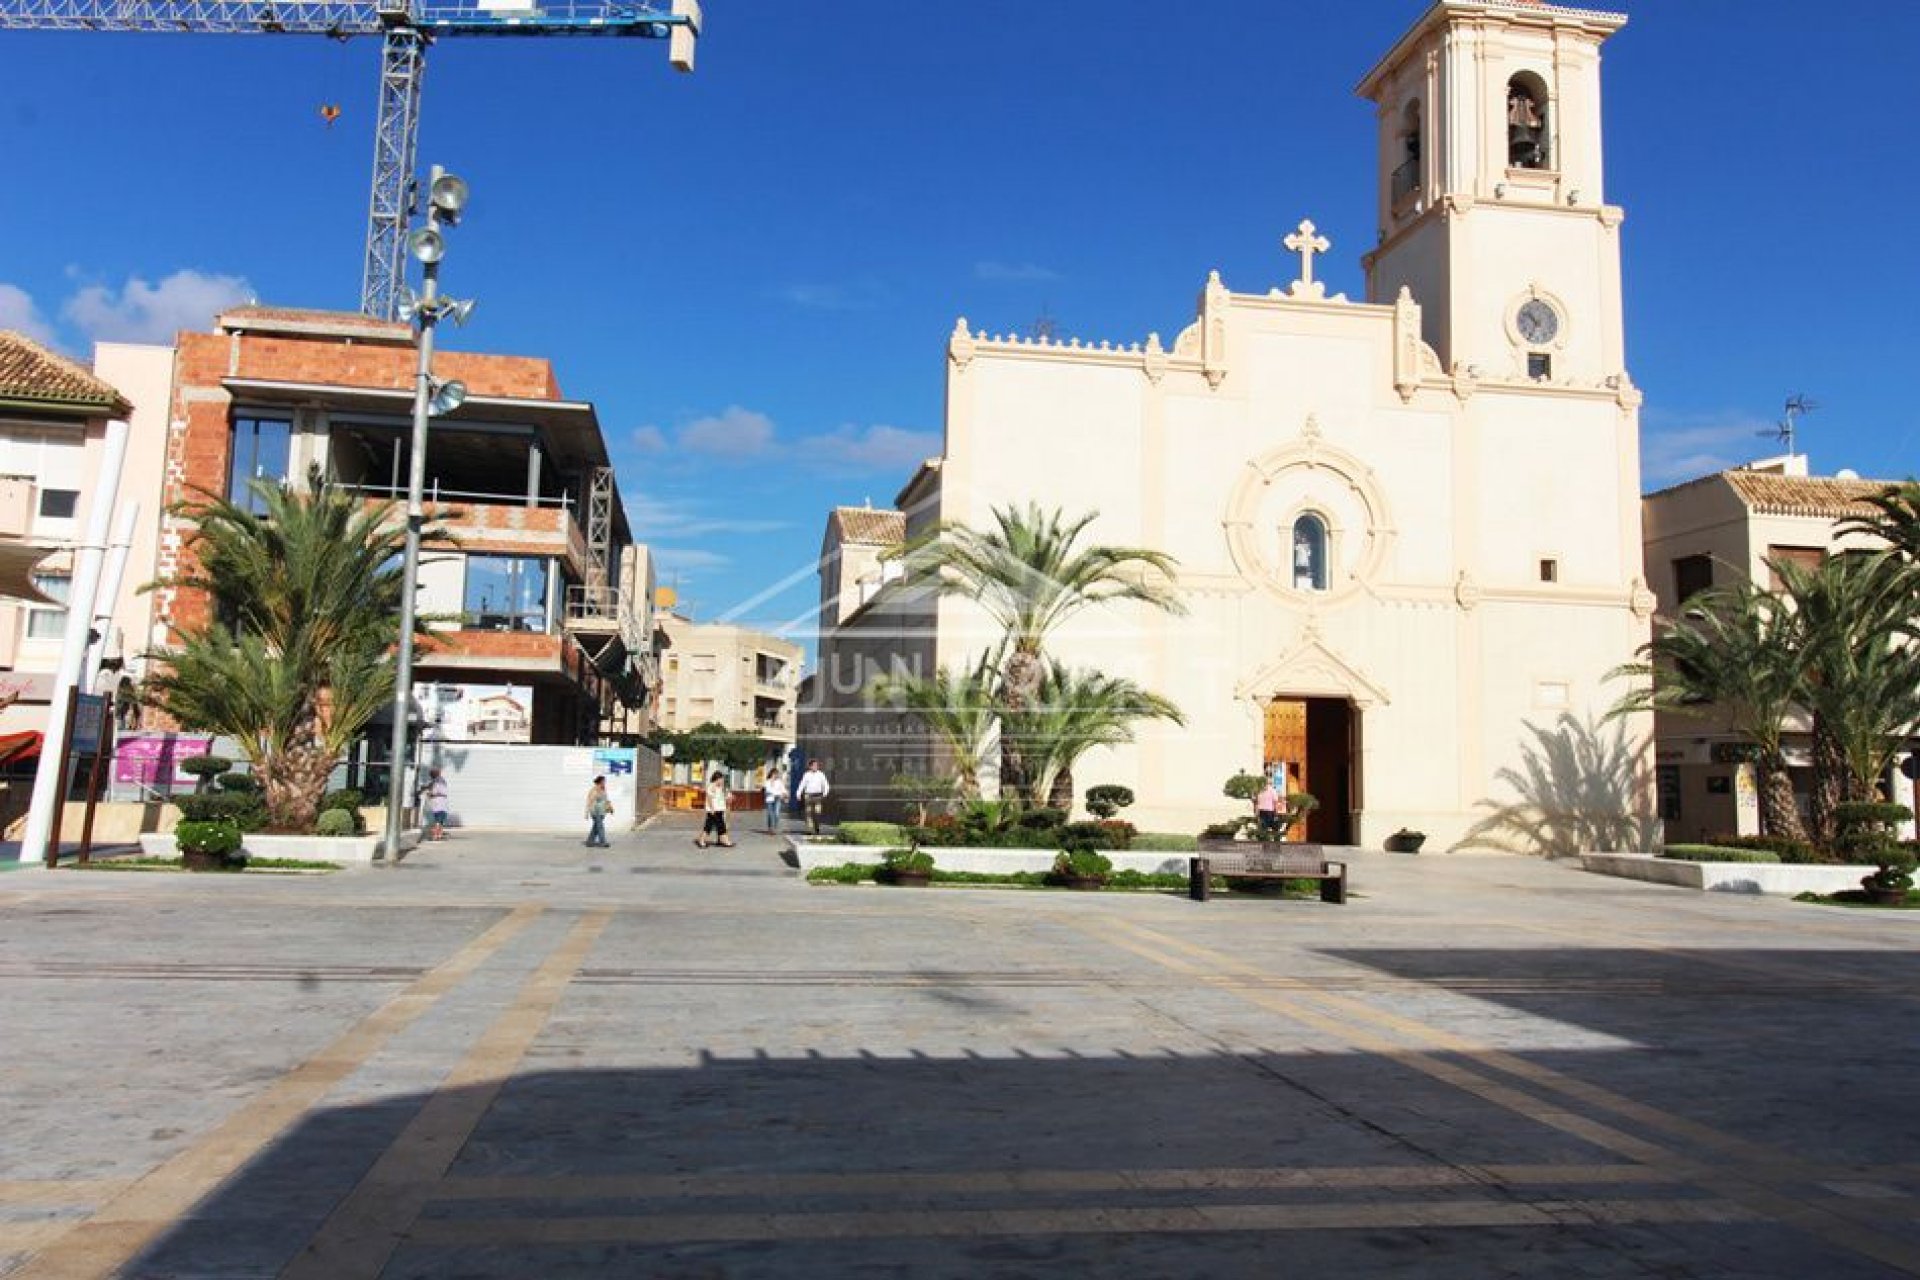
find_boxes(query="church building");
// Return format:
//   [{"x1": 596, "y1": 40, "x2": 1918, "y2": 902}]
[{"x1": 807, "y1": 0, "x2": 1655, "y2": 850}]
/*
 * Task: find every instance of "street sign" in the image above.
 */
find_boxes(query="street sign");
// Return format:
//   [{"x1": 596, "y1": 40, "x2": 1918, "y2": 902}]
[{"x1": 72, "y1": 694, "x2": 107, "y2": 755}]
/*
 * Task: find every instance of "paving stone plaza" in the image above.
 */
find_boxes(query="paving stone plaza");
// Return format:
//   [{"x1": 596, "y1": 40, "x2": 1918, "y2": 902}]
[{"x1": 4, "y1": 818, "x2": 1920, "y2": 1278}]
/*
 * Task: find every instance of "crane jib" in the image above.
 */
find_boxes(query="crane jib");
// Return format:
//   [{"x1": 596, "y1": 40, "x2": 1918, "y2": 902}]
[{"x1": 0, "y1": 2, "x2": 692, "y2": 36}]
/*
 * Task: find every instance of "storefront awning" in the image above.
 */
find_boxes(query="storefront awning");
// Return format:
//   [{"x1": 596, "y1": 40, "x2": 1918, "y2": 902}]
[
  {"x1": 0, "y1": 542, "x2": 57, "y2": 605},
  {"x1": 0, "y1": 731, "x2": 43, "y2": 766}
]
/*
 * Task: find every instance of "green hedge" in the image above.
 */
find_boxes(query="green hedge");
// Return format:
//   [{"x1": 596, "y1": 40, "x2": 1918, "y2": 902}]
[
  {"x1": 1659, "y1": 844, "x2": 1780, "y2": 864},
  {"x1": 838, "y1": 821, "x2": 910, "y2": 846}
]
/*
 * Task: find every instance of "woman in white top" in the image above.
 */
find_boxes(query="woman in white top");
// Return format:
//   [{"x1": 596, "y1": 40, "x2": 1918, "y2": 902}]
[{"x1": 763, "y1": 767, "x2": 789, "y2": 833}]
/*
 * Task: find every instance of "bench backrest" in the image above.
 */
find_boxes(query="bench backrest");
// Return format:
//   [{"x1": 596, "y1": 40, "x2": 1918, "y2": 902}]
[{"x1": 1202, "y1": 843, "x2": 1330, "y2": 875}]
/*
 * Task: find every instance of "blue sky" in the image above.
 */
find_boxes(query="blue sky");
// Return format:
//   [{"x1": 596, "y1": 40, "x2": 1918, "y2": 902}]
[{"x1": 3, "y1": 1, "x2": 1917, "y2": 649}]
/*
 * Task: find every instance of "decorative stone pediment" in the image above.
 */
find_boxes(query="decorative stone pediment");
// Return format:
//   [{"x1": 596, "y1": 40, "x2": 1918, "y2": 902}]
[{"x1": 1236, "y1": 635, "x2": 1392, "y2": 708}]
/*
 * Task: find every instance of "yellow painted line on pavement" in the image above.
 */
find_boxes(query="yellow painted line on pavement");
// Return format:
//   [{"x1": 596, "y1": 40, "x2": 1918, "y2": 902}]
[
  {"x1": 8, "y1": 904, "x2": 543, "y2": 1280},
  {"x1": 405, "y1": 1195, "x2": 1757, "y2": 1248},
  {"x1": 433, "y1": 1160, "x2": 1689, "y2": 1203},
  {"x1": 1083, "y1": 915, "x2": 1920, "y2": 1276},
  {"x1": 281, "y1": 908, "x2": 611, "y2": 1280}
]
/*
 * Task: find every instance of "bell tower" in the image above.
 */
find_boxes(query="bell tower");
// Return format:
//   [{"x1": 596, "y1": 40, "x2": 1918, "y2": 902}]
[{"x1": 1357, "y1": 1, "x2": 1629, "y2": 388}]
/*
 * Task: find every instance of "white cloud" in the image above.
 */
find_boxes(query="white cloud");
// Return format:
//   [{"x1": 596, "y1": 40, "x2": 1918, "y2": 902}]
[
  {"x1": 625, "y1": 490, "x2": 787, "y2": 539},
  {"x1": 680, "y1": 405, "x2": 775, "y2": 456},
  {"x1": 974, "y1": 260, "x2": 1061, "y2": 283},
  {"x1": 653, "y1": 547, "x2": 732, "y2": 572},
  {"x1": 1640, "y1": 410, "x2": 1775, "y2": 488},
  {"x1": 0, "y1": 284, "x2": 55, "y2": 345},
  {"x1": 777, "y1": 280, "x2": 888, "y2": 311},
  {"x1": 630, "y1": 424, "x2": 670, "y2": 453},
  {"x1": 806, "y1": 423, "x2": 941, "y2": 473},
  {"x1": 61, "y1": 269, "x2": 253, "y2": 344}
]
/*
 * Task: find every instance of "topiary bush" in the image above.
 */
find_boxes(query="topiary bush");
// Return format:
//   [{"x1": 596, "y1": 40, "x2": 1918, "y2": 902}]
[
  {"x1": 318, "y1": 788, "x2": 367, "y2": 832},
  {"x1": 314, "y1": 808, "x2": 357, "y2": 837},
  {"x1": 215, "y1": 771, "x2": 259, "y2": 793},
  {"x1": 172, "y1": 790, "x2": 269, "y2": 831},
  {"x1": 880, "y1": 847, "x2": 936, "y2": 874},
  {"x1": 1836, "y1": 802, "x2": 1912, "y2": 863},
  {"x1": 179, "y1": 755, "x2": 234, "y2": 790},
  {"x1": 1223, "y1": 773, "x2": 1265, "y2": 804},
  {"x1": 1058, "y1": 820, "x2": 1119, "y2": 852},
  {"x1": 1084, "y1": 785, "x2": 1135, "y2": 819},
  {"x1": 1017, "y1": 807, "x2": 1070, "y2": 830}
]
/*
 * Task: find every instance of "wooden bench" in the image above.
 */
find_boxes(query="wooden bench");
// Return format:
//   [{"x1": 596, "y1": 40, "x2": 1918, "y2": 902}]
[{"x1": 1189, "y1": 842, "x2": 1347, "y2": 904}]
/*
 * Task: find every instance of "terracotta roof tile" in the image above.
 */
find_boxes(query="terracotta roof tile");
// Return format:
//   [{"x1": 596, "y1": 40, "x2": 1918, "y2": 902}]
[
  {"x1": 1722, "y1": 470, "x2": 1893, "y2": 520},
  {"x1": 831, "y1": 506, "x2": 906, "y2": 545},
  {"x1": 0, "y1": 331, "x2": 131, "y2": 415}
]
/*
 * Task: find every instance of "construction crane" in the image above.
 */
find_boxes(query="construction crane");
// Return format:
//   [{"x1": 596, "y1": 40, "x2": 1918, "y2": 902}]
[{"x1": 0, "y1": 0, "x2": 701, "y2": 320}]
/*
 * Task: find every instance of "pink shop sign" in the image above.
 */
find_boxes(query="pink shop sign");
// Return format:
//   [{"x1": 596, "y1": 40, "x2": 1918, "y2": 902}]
[{"x1": 113, "y1": 734, "x2": 214, "y2": 786}]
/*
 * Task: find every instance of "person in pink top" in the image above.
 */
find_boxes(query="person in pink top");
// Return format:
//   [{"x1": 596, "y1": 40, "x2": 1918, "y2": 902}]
[{"x1": 1255, "y1": 778, "x2": 1281, "y2": 834}]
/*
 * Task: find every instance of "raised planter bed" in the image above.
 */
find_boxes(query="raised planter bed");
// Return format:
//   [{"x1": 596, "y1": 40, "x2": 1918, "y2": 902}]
[
  {"x1": 1579, "y1": 852, "x2": 1876, "y2": 897},
  {"x1": 789, "y1": 840, "x2": 1191, "y2": 878},
  {"x1": 139, "y1": 830, "x2": 416, "y2": 865}
]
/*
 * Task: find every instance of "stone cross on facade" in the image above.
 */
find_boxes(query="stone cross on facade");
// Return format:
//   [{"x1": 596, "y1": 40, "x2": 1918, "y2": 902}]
[{"x1": 1284, "y1": 219, "x2": 1331, "y2": 293}]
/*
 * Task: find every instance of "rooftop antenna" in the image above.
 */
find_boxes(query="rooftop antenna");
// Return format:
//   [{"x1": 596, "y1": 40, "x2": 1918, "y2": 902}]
[
  {"x1": 1759, "y1": 393, "x2": 1818, "y2": 454},
  {"x1": 1029, "y1": 303, "x2": 1059, "y2": 343}
]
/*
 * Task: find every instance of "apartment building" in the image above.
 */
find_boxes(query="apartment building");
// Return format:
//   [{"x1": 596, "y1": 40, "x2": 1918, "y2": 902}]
[
  {"x1": 1641, "y1": 454, "x2": 1903, "y2": 841},
  {"x1": 655, "y1": 611, "x2": 800, "y2": 744},
  {"x1": 157, "y1": 306, "x2": 656, "y2": 764},
  {"x1": 0, "y1": 333, "x2": 158, "y2": 737}
]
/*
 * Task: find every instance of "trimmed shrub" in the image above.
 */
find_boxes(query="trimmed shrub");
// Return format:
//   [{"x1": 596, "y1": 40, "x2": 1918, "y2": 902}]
[
  {"x1": 174, "y1": 818, "x2": 242, "y2": 858},
  {"x1": 1199, "y1": 820, "x2": 1243, "y2": 840},
  {"x1": 1052, "y1": 849, "x2": 1113, "y2": 879},
  {"x1": 1095, "y1": 819, "x2": 1137, "y2": 849},
  {"x1": 1705, "y1": 833, "x2": 1826, "y2": 864},
  {"x1": 1017, "y1": 807, "x2": 1070, "y2": 830},
  {"x1": 215, "y1": 771, "x2": 259, "y2": 793},
  {"x1": 1130, "y1": 832, "x2": 1199, "y2": 852},
  {"x1": 1659, "y1": 844, "x2": 1780, "y2": 864},
  {"x1": 1223, "y1": 773, "x2": 1265, "y2": 803},
  {"x1": 1084, "y1": 785, "x2": 1135, "y2": 819},
  {"x1": 179, "y1": 756, "x2": 234, "y2": 787},
  {"x1": 173, "y1": 791, "x2": 269, "y2": 831},
  {"x1": 314, "y1": 809, "x2": 357, "y2": 837},
  {"x1": 1058, "y1": 820, "x2": 1119, "y2": 852},
  {"x1": 880, "y1": 847, "x2": 936, "y2": 874},
  {"x1": 839, "y1": 821, "x2": 910, "y2": 847}
]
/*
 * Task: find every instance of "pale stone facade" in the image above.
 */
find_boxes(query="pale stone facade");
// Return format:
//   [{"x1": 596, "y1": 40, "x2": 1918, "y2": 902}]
[
  {"x1": 1641, "y1": 456, "x2": 1912, "y2": 842},
  {"x1": 656, "y1": 613, "x2": 802, "y2": 745},
  {"x1": 807, "y1": 0, "x2": 1657, "y2": 850}
]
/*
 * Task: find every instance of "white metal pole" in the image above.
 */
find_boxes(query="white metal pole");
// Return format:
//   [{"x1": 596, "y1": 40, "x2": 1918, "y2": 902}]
[
  {"x1": 18, "y1": 417, "x2": 132, "y2": 867},
  {"x1": 84, "y1": 501, "x2": 140, "y2": 690}
]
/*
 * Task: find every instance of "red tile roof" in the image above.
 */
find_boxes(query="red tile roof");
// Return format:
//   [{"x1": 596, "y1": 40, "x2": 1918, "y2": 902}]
[
  {"x1": 830, "y1": 506, "x2": 906, "y2": 545},
  {"x1": 0, "y1": 331, "x2": 131, "y2": 416},
  {"x1": 1722, "y1": 470, "x2": 1893, "y2": 520}
]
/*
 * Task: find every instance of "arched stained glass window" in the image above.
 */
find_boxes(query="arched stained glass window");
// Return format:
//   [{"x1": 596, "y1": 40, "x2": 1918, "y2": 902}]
[{"x1": 1291, "y1": 514, "x2": 1328, "y2": 591}]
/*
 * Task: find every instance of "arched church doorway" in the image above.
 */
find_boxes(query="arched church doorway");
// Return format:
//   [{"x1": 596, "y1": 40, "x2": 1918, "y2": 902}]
[{"x1": 1263, "y1": 696, "x2": 1356, "y2": 844}]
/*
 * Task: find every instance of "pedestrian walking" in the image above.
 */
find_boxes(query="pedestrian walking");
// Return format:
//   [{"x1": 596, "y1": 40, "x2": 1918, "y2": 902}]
[
  {"x1": 584, "y1": 775, "x2": 613, "y2": 848},
  {"x1": 795, "y1": 758, "x2": 831, "y2": 836},
  {"x1": 696, "y1": 768, "x2": 734, "y2": 848},
  {"x1": 763, "y1": 766, "x2": 789, "y2": 834},
  {"x1": 423, "y1": 768, "x2": 449, "y2": 841}
]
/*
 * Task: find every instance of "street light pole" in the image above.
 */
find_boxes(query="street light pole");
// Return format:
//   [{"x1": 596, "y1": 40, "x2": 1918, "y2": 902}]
[{"x1": 381, "y1": 164, "x2": 470, "y2": 863}]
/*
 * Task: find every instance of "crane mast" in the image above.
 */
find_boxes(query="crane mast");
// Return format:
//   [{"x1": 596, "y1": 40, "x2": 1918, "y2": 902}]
[{"x1": 0, "y1": 0, "x2": 700, "y2": 319}]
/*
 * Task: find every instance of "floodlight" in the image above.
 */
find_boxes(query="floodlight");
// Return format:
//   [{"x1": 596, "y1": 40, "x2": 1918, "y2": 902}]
[
  {"x1": 408, "y1": 227, "x2": 446, "y2": 264},
  {"x1": 442, "y1": 297, "x2": 477, "y2": 327},
  {"x1": 428, "y1": 378, "x2": 467, "y2": 417},
  {"x1": 429, "y1": 172, "x2": 470, "y2": 217}
]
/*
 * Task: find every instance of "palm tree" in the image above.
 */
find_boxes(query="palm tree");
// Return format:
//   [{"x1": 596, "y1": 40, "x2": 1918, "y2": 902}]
[
  {"x1": 144, "y1": 471, "x2": 445, "y2": 832},
  {"x1": 890, "y1": 504, "x2": 1185, "y2": 791},
  {"x1": 867, "y1": 655, "x2": 1001, "y2": 800},
  {"x1": 1776, "y1": 552, "x2": 1920, "y2": 840},
  {"x1": 1001, "y1": 662, "x2": 1184, "y2": 807},
  {"x1": 1610, "y1": 580, "x2": 1808, "y2": 842},
  {"x1": 1838, "y1": 481, "x2": 1920, "y2": 559}
]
